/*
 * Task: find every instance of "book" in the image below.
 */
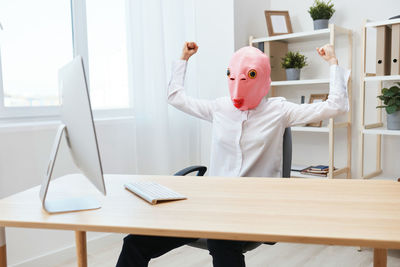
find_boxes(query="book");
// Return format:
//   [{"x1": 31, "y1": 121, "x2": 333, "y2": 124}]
[
  {"x1": 309, "y1": 165, "x2": 329, "y2": 171},
  {"x1": 291, "y1": 164, "x2": 308, "y2": 172},
  {"x1": 300, "y1": 165, "x2": 334, "y2": 177}
]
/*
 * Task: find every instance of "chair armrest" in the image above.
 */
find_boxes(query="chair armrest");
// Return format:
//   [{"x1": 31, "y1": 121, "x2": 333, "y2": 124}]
[{"x1": 174, "y1": 166, "x2": 207, "y2": 176}]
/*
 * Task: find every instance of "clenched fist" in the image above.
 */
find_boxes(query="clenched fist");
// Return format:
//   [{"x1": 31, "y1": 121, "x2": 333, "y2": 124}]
[
  {"x1": 181, "y1": 42, "x2": 198, "y2": 61},
  {"x1": 316, "y1": 44, "x2": 338, "y2": 65}
]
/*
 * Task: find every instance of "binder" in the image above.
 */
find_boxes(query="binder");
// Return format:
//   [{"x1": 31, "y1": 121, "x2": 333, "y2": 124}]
[
  {"x1": 391, "y1": 24, "x2": 400, "y2": 75},
  {"x1": 376, "y1": 25, "x2": 392, "y2": 76}
]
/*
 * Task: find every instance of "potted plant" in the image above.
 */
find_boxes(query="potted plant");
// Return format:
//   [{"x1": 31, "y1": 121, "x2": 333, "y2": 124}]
[
  {"x1": 281, "y1": 51, "x2": 307, "y2": 80},
  {"x1": 308, "y1": 0, "x2": 335, "y2": 30},
  {"x1": 377, "y1": 83, "x2": 400, "y2": 130}
]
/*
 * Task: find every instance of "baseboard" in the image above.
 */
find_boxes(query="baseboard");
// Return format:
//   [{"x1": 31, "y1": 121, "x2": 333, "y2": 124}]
[{"x1": 11, "y1": 233, "x2": 124, "y2": 267}]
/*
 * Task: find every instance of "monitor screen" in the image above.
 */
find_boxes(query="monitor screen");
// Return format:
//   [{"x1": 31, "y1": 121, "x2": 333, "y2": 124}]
[{"x1": 58, "y1": 56, "x2": 106, "y2": 195}]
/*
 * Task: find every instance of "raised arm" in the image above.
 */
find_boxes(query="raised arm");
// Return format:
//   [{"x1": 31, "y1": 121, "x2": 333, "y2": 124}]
[
  {"x1": 283, "y1": 44, "x2": 351, "y2": 127},
  {"x1": 167, "y1": 42, "x2": 215, "y2": 122}
]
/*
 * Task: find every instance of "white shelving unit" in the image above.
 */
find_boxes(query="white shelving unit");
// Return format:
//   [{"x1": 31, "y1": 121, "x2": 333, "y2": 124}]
[
  {"x1": 250, "y1": 24, "x2": 353, "y2": 179},
  {"x1": 359, "y1": 18, "x2": 400, "y2": 179}
]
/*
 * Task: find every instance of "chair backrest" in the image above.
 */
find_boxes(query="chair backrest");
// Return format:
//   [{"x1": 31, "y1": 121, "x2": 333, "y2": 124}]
[{"x1": 282, "y1": 127, "x2": 292, "y2": 178}]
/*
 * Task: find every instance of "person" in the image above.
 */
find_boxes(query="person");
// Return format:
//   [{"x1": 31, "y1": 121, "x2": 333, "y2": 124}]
[{"x1": 116, "y1": 42, "x2": 350, "y2": 267}]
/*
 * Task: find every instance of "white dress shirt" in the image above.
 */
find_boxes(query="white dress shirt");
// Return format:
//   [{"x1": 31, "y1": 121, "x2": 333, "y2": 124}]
[{"x1": 168, "y1": 60, "x2": 350, "y2": 178}]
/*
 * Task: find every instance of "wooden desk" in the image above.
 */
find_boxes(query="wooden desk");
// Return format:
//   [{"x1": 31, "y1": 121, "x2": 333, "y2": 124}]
[{"x1": 1, "y1": 174, "x2": 400, "y2": 267}]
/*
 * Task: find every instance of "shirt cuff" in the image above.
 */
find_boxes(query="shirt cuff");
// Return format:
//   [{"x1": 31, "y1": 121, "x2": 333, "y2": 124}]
[
  {"x1": 167, "y1": 60, "x2": 188, "y2": 98},
  {"x1": 171, "y1": 60, "x2": 187, "y2": 86},
  {"x1": 329, "y1": 65, "x2": 351, "y2": 95}
]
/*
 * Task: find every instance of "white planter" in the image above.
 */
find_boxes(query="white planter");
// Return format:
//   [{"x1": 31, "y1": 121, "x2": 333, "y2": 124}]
[
  {"x1": 313, "y1": 19, "x2": 329, "y2": 30},
  {"x1": 387, "y1": 110, "x2": 400, "y2": 130},
  {"x1": 285, "y1": 68, "x2": 301, "y2": 80}
]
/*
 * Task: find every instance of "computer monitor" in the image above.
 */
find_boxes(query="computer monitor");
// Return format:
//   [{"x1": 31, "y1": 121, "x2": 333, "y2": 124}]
[{"x1": 39, "y1": 56, "x2": 106, "y2": 213}]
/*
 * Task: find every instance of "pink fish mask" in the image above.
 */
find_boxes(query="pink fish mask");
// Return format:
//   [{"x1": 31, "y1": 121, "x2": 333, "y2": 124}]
[{"x1": 227, "y1": 46, "x2": 271, "y2": 110}]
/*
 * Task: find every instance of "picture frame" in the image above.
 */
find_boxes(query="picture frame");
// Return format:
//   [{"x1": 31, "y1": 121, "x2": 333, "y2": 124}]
[
  {"x1": 306, "y1": 94, "x2": 329, "y2": 127},
  {"x1": 264, "y1": 10, "x2": 293, "y2": 36}
]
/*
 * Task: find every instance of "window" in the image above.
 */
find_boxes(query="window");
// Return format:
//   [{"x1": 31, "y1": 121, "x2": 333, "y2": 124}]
[
  {"x1": 0, "y1": 0, "x2": 132, "y2": 119},
  {"x1": 0, "y1": 0, "x2": 73, "y2": 108}
]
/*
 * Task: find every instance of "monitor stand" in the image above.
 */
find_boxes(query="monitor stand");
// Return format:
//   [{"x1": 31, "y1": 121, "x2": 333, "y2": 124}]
[{"x1": 39, "y1": 124, "x2": 101, "y2": 214}]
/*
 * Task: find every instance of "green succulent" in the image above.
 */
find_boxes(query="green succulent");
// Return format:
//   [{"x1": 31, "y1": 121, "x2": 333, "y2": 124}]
[
  {"x1": 281, "y1": 51, "x2": 308, "y2": 69},
  {"x1": 308, "y1": 0, "x2": 335, "y2": 20},
  {"x1": 377, "y1": 83, "x2": 400, "y2": 114}
]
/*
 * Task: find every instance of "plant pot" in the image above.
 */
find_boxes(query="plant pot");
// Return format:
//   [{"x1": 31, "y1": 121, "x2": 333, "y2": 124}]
[
  {"x1": 285, "y1": 68, "x2": 301, "y2": 80},
  {"x1": 387, "y1": 110, "x2": 400, "y2": 130},
  {"x1": 313, "y1": 19, "x2": 329, "y2": 30}
]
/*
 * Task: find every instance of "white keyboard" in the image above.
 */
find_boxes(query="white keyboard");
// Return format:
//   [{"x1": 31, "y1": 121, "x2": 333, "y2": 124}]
[{"x1": 124, "y1": 181, "x2": 187, "y2": 205}]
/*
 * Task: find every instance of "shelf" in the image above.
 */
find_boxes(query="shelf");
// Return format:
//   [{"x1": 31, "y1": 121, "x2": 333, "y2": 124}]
[
  {"x1": 364, "y1": 75, "x2": 400, "y2": 82},
  {"x1": 271, "y1": 79, "x2": 329, "y2": 86},
  {"x1": 291, "y1": 126, "x2": 329, "y2": 133},
  {"x1": 251, "y1": 24, "x2": 351, "y2": 44},
  {"x1": 365, "y1": 18, "x2": 400, "y2": 28},
  {"x1": 252, "y1": 28, "x2": 330, "y2": 44},
  {"x1": 362, "y1": 127, "x2": 400, "y2": 136}
]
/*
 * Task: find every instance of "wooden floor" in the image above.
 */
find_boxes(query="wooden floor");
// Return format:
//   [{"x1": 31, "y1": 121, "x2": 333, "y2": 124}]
[{"x1": 55, "y1": 238, "x2": 400, "y2": 267}]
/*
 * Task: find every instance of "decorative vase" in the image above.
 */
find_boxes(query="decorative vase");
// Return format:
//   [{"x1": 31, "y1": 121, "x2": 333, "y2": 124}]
[
  {"x1": 387, "y1": 110, "x2": 400, "y2": 130},
  {"x1": 286, "y1": 68, "x2": 301, "y2": 80},
  {"x1": 313, "y1": 19, "x2": 329, "y2": 30}
]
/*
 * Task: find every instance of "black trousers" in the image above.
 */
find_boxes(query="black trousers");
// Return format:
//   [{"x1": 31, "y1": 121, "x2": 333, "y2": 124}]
[{"x1": 116, "y1": 234, "x2": 248, "y2": 267}]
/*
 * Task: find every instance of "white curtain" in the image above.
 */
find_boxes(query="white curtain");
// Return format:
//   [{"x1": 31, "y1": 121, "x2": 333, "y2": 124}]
[{"x1": 126, "y1": 0, "x2": 201, "y2": 175}]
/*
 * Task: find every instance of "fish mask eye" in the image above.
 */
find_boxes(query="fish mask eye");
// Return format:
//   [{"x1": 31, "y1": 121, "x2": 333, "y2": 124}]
[
  {"x1": 248, "y1": 69, "x2": 257, "y2": 79},
  {"x1": 227, "y1": 68, "x2": 231, "y2": 77}
]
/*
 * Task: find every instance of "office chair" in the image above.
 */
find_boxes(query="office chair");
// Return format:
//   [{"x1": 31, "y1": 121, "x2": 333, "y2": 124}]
[{"x1": 173, "y1": 127, "x2": 292, "y2": 252}]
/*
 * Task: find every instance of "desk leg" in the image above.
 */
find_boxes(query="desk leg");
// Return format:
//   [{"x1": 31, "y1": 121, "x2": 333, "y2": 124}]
[
  {"x1": 374, "y1": 248, "x2": 387, "y2": 267},
  {"x1": 75, "y1": 231, "x2": 87, "y2": 267},
  {"x1": 0, "y1": 227, "x2": 6, "y2": 267}
]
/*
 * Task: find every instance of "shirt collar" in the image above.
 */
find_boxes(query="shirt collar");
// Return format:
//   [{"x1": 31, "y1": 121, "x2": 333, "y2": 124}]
[{"x1": 249, "y1": 97, "x2": 267, "y2": 113}]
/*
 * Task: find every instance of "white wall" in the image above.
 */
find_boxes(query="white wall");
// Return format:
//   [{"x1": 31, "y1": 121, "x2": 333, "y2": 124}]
[
  {"x1": 234, "y1": 0, "x2": 270, "y2": 50},
  {"x1": 235, "y1": 0, "x2": 400, "y2": 179}
]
